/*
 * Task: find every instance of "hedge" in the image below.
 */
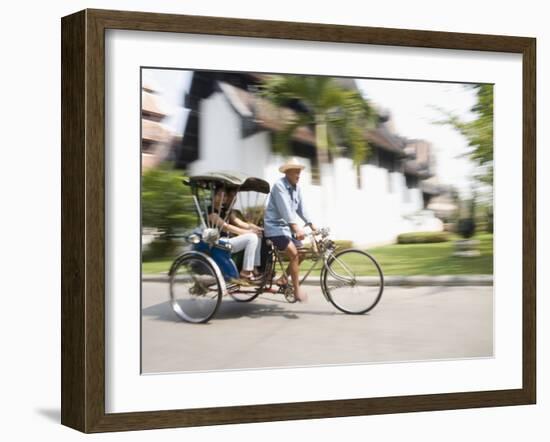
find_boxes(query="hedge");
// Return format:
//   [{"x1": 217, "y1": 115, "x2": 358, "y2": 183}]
[
  {"x1": 397, "y1": 231, "x2": 451, "y2": 244},
  {"x1": 333, "y1": 240, "x2": 353, "y2": 250}
]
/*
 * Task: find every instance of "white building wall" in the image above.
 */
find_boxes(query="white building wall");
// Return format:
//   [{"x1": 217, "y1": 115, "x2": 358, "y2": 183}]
[
  {"x1": 190, "y1": 94, "x2": 442, "y2": 247},
  {"x1": 189, "y1": 92, "x2": 243, "y2": 175},
  {"x1": 241, "y1": 132, "x2": 271, "y2": 177},
  {"x1": 363, "y1": 166, "x2": 403, "y2": 244},
  {"x1": 407, "y1": 188, "x2": 424, "y2": 214}
]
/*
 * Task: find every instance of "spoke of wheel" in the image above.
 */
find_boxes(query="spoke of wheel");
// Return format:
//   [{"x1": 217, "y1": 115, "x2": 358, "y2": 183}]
[{"x1": 326, "y1": 253, "x2": 355, "y2": 283}]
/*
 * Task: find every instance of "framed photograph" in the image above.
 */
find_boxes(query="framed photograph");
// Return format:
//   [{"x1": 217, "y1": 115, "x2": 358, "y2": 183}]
[{"x1": 61, "y1": 9, "x2": 536, "y2": 433}]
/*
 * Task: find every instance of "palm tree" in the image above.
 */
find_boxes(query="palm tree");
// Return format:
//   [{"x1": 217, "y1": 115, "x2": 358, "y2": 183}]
[{"x1": 260, "y1": 75, "x2": 377, "y2": 171}]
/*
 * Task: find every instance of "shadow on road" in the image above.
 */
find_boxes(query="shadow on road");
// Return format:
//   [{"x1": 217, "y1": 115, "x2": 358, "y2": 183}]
[{"x1": 142, "y1": 298, "x2": 341, "y2": 323}]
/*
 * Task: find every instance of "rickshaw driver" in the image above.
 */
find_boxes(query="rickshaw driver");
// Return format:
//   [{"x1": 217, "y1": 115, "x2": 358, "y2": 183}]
[{"x1": 264, "y1": 158, "x2": 317, "y2": 302}]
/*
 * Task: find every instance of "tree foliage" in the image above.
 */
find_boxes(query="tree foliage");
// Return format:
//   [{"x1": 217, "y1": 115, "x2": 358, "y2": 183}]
[
  {"x1": 260, "y1": 75, "x2": 377, "y2": 166},
  {"x1": 436, "y1": 84, "x2": 494, "y2": 185},
  {"x1": 141, "y1": 163, "x2": 197, "y2": 237}
]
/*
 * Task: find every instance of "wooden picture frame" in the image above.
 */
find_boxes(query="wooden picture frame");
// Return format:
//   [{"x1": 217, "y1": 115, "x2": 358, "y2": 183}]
[{"x1": 61, "y1": 8, "x2": 536, "y2": 433}]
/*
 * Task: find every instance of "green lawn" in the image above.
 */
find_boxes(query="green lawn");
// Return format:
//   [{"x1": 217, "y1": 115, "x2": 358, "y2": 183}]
[
  {"x1": 142, "y1": 233, "x2": 493, "y2": 276},
  {"x1": 142, "y1": 259, "x2": 176, "y2": 275},
  {"x1": 365, "y1": 233, "x2": 493, "y2": 276}
]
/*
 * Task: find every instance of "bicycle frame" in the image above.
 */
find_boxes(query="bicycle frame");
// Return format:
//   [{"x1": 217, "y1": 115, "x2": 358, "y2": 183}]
[{"x1": 267, "y1": 230, "x2": 357, "y2": 301}]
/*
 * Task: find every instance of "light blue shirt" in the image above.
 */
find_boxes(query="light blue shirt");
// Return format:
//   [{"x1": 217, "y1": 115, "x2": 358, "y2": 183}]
[{"x1": 264, "y1": 177, "x2": 311, "y2": 238}]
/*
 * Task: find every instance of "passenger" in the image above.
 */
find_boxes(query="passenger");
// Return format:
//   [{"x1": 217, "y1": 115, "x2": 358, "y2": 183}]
[{"x1": 208, "y1": 187, "x2": 263, "y2": 282}]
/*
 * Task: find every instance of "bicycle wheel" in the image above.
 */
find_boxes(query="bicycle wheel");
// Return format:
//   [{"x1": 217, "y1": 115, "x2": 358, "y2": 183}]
[
  {"x1": 169, "y1": 254, "x2": 223, "y2": 323},
  {"x1": 321, "y1": 249, "x2": 384, "y2": 314},
  {"x1": 229, "y1": 287, "x2": 261, "y2": 302}
]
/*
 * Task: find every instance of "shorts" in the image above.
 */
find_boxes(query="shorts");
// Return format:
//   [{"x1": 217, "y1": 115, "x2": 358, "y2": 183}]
[{"x1": 266, "y1": 235, "x2": 303, "y2": 251}]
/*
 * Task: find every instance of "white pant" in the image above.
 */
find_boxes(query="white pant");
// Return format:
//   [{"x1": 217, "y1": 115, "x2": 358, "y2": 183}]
[{"x1": 228, "y1": 233, "x2": 261, "y2": 271}]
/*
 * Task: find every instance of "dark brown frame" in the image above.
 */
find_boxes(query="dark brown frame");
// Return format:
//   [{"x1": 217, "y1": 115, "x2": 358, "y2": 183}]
[{"x1": 61, "y1": 8, "x2": 536, "y2": 433}]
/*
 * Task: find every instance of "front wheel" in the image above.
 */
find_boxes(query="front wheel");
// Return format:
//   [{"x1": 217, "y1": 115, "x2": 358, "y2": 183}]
[
  {"x1": 321, "y1": 249, "x2": 384, "y2": 314},
  {"x1": 169, "y1": 253, "x2": 223, "y2": 323}
]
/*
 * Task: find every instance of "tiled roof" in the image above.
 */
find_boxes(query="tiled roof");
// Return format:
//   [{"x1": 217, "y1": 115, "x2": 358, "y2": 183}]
[
  {"x1": 219, "y1": 81, "x2": 408, "y2": 153},
  {"x1": 219, "y1": 81, "x2": 316, "y2": 145},
  {"x1": 142, "y1": 89, "x2": 167, "y2": 118},
  {"x1": 142, "y1": 119, "x2": 170, "y2": 143}
]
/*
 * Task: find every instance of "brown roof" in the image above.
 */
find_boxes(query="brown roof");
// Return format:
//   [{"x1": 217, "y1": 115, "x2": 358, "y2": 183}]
[
  {"x1": 365, "y1": 128, "x2": 406, "y2": 155},
  {"x1": 142, "y1": 119, "x2": 170, "y2": 143},
  {"x1": 404, "y1": 160, "x2": 432, "y2": 178},
  {"x1": 253, "y1": 99, "x2": 316, "y2": 145},
  {"x1": 220, "y1": 82, "x2": 316, "y2": 145},
  {"x1": 142, "y1": 89, "x2": 167, "y2": 119},
  {"x1": 219, "y1": 80, "x2": 408, "y2": 154}
]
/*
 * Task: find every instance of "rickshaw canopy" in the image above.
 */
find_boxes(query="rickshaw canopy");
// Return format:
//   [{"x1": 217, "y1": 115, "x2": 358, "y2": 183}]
[{"x1": 184, "y1": 171, "x2": 270, "y2": 194}]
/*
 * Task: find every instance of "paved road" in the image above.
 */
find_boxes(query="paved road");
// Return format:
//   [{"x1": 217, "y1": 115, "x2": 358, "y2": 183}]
[{"x1": 141, "y1": 282, "x2": 493, "y2": 373}]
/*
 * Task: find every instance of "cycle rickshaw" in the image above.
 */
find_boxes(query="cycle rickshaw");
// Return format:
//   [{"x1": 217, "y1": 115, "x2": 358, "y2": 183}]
[{"x1": 169, "y1": 171, "x2": 384, "y2": 323}]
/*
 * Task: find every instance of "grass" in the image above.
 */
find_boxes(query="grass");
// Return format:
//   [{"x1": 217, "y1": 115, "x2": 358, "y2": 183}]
[
  {"x1": 142, "y1": 259, "x2": 176, "y2": 275},
  {"x1": 363, "y1": 233, "x2": 493, "y2": 276},
  {"x1": 142, "y1": 233, "x2": 493, "y2": 276}
]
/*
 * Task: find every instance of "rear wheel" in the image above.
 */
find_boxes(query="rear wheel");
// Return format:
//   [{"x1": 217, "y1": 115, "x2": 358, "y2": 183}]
[
  {"x1": 230, "y1": 249, "x2": 275, "y2": 302},
  {"x1": 229, "y1": 288, "x2": 261, "y2": 302},
  {"x1": 169, "y1": 254, "x2": 223, "y2": 323},
  {"x1": 321, "y1": 249, "x2": 384, "y2": 314}
]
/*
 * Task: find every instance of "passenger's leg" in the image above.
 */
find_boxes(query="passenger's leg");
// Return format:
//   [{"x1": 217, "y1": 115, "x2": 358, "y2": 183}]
[
  {"x1": 240, "y1": 233, "x2": 258, "y2": 274},
  {"x1": 254, "y1": 235, "x2": 262, "y2": 269},
  {"x1": 229, "y1": 233, "x2": 259, "y2": 279},
  {"x1": 228, "y1": 235, "x2": 247, "y2": 253}
]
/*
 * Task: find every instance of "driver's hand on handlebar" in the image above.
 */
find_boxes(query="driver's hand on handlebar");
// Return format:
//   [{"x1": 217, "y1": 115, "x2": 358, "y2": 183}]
[
  {"x1": 305, "y1": 223, "x2": 318, "y2": 234},
  {"x1": 292, "y1": 225, "x2": 305, "y2": 241}
]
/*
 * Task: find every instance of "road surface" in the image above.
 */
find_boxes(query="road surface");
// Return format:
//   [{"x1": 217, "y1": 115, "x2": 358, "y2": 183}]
[{"x1": 141, "y1": 282, "x2": 493, "y2": 373}]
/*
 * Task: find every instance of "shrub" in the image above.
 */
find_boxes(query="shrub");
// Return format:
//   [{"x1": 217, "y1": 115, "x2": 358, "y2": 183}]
[
  {"x1": 141, "y1": 164, "x2": 197, "y2": 260},
  {"x1": 457, "y1": 218, "x2": 476, "y2": 239},
  {"x1": 142, "y1": 238, "x2": 183, "y2": 262},
  {"x1": 142, "y1": 165, "x2": 197, "y2": 232},
  {"x1": 333, "y1": 240, "x2": 353, "y2": 250},
  {"x1": 397, "y1": 231, "x2": 451, "y2": 244},
  {"x1": 475, "y1": 220, "x2": 488, "y2": 234}
]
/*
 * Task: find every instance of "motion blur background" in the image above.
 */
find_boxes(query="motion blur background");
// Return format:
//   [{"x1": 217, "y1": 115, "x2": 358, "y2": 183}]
[{"x1": 141, "y1": 69, "x2": 494, "y2": 277}]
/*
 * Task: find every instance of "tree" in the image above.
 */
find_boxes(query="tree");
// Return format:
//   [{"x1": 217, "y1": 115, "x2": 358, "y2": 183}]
[
  {"x1": 436, "y1": 84, "x2": 494, "y2": 186},
  {"x1": 260, "y1": 75, "x2": 377, "y2": 168},
  {"x1": 141, "y1": 163, "x2": 197, "y2": 259}
]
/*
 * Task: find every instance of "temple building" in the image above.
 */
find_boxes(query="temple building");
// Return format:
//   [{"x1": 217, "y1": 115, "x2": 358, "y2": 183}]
[{"x1": 141, "y1": 81, "x2": 172, "y2": 171}]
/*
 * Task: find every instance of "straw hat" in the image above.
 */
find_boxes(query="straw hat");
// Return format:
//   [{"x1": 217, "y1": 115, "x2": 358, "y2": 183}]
[{"x1": 278, "y1": 157, "x2": 306, "y2": 173}]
